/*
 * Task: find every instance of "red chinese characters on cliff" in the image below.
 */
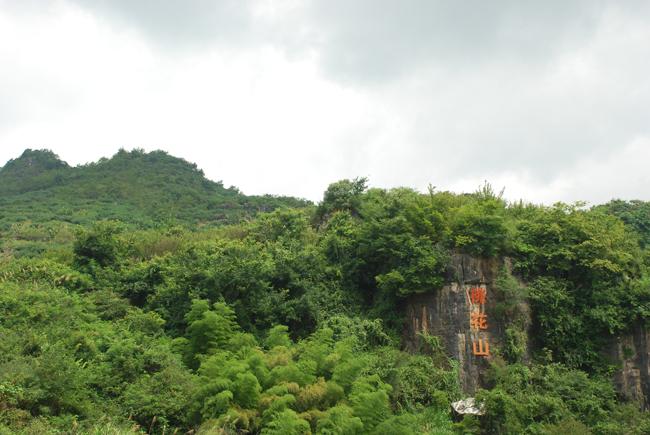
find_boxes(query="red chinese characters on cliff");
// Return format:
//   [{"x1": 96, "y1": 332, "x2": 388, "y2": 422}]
[
  {"x1": 468, "y1": 286, "x2": 489, "y2": 357},
  {"x1": 470, "y1": 287, "x2": 486, "y2": 305}
]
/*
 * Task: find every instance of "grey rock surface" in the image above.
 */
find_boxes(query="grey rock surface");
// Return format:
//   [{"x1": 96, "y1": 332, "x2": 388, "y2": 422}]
[
  {"x1": 404, "y1": 254, "x2": 505, "y2": 394},
  {"x1": 404, "y1": 252, "x2": 650, "y2": 407},
  {"x1": 606, "y1": 324, "x2": 650, "y2": 409}
]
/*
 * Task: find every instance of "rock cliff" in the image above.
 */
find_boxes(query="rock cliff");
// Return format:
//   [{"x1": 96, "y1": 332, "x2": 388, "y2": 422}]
[
  {"x1": 404, "y1": 254, "x2": 509, "y2": 394},
  {"x1": 606, "y1": 324, "x2": 650, "y2": 409},
  {"x1": 404, "y1": 253, "x2": 650, "y2": 407}
]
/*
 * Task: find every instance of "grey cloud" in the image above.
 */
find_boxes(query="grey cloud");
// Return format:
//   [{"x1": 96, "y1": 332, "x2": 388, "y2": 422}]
[
  {"x1": 300, "y1": 0, "x2": 650, "y2": 188},
  {"x1": 62, "y1": 1, "x2": 649, "y2": 83},
  {"x1": 69, "y1": 0, "x2": 255, "y2": 49},
  {"x1": 300, "y1": 0, "x2": 649, "y2": 83},
  {"x1": 399, "y1": 68, "x2": 650, "y2": 187}
]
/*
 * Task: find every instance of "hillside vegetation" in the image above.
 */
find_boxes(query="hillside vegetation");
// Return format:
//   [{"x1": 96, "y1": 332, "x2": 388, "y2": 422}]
[
  {"x1": 0, "y1": 149, "x2": 307, "y2": 230},
  {"x1": 1, "y1": 150, "x2": 649, "y2": 434}
]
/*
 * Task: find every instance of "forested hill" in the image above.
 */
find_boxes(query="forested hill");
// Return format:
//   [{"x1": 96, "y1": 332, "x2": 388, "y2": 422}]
[
  {"x1": 2, "y1": 153, "x2": 650, "y2": 433},
  {"x1": 0, "y1": 148, "x2": 308, "y2": 229}
]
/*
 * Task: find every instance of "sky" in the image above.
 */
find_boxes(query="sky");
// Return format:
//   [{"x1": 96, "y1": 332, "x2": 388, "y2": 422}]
[{"x1": 0, "y1": 0, "x2": 649, "y2": 204}]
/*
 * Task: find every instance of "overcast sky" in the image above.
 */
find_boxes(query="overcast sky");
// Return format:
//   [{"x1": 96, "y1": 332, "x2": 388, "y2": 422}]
[{"x1": 1, "y1": 0, "x2": 649, "y2": 203}]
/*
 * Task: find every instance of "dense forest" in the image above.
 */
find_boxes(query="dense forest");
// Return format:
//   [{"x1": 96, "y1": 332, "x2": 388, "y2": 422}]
[{"x1": 1, "y1": 149, "x2": 650, "y2": 434}]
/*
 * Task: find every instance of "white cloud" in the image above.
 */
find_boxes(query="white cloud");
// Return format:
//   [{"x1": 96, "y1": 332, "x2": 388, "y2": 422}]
[
  {"x1": 0, "y1": 2, "x2": 383, "y2": 200},
  {"x1": 447, "y1": 136, "x2": 650, "y2": 205},
  {"x1": 0, "y1": 1, "x2": 649, "y2": 204}
]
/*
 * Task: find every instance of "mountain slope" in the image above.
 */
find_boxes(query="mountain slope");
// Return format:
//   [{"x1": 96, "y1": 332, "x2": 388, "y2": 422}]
[{"x1": 0, "y1": 148, "x2": 309, "y2": 229}]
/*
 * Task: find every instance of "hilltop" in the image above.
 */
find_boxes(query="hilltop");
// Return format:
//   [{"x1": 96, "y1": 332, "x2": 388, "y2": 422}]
[{"x1": 0, "y1": 148, "x2": 309, "y2": 230}]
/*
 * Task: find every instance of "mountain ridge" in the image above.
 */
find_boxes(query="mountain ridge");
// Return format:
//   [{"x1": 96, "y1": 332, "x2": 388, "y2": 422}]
[{"x1": 0, "y1": 148, "x2": 310, "y2": 229}]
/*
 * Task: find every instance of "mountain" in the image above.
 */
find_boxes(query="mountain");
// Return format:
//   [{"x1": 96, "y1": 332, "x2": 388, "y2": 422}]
[{"x1": 0, "y1": 148, "x2": 309, "y2": 229}]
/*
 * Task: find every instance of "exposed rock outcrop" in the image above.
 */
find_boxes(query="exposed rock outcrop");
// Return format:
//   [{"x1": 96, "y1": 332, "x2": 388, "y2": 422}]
[
  {"x1": 606, "y1": 324, "x2": 650, "y2": 409},
  {"x1": 404, "y1": 253, "x2": 650, "y2": 408},
  {"x1": 404, "y1": 254, "x2": 510, "y2": 394}
]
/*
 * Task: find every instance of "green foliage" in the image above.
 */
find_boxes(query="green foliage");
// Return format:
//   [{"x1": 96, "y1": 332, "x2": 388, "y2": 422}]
[
  {"x1": 503, "y1": 327, "x2": 528, "y2": 364},
  {"x1": 233, "y1": 372, "x2": 262, "y2": 409},
  {"x1": 1, "y1": 154, "x2": 649, "y2": 434},
  {"x1": 121, "y1": 364, "x2": 197, "y2": 429},
  {"x1": 510, "y1": 203, "x2": 647, "y2": 370},
  {"x1": 349, "y1": 375, "x2": 393, "y2": 431},
  {"x1": 74, "y1": 221, "x2": 124, "y2": 270},
  {"x1": 0, "y1": 277, "x2": 196, "y2": 434},
  {"x1": 0, "y1": 148, "x2": 308, "y2": 231},
  {"x1": 319, "y1": 187, "x2": 452, "y2": 331},
  {"x1": 491, "y1": 268, "x2": 529, "y2": 363},
  {"x1": 316, "y1": 404, "x2": 363, "y2": 434},
  {"x1": 512, "y1": 203, "x2": 639, "y2": 284},
  {"x1": 315, "y1": 177, "x2": 368, "y2": 222},
  {"x1": 266, "y1": 325, "x2": 293, "y2": 349},
  {"x1": 394, "y1": 355, "x2": 458, "y2": 411},
  {"x1": 468, "y1": 359, "x2": 650, "y2": 434},
  {"x1": 371, "y1": 414, "x2": 419, "y2": 435},
  {"x1": 596, "y1": 199, "x2": 650, "y2": 249},
  {"x1": 261, "y1": 409, "x2": 311, "y2": 434},
  {"x1": 450, "y1": 185, "x2": 509, "y2": 257},
  {"x1": 0, "y1": 149, "x2": 69, "y2": 195},
  {"x1": 0, "y1": 257, "x2": 92, "y2": 291},
  {"x1": 184, "y1": 300, "x2": 239, "y2": 368}
]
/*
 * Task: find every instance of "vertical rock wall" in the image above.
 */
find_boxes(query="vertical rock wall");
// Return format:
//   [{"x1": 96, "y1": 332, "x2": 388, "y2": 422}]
[
  {"x1": 404, "y1": 253, "x2": 650, "y2": 407},
  {"x1": 606, "y1": 324, "x2": 650, "y2": 409},
  {"x1": 404, "y1": 254, "x2": 505, "y2": 394}
]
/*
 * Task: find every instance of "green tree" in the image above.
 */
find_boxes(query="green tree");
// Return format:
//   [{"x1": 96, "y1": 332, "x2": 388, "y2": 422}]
[
  {"x1": 316, "y1": 405, "x2": 363, "y2": 434},
  {"x1": 185, "y1": 300, "x2": 238, "y2": 368},
  {"x1": 261, "y1": 409, "x2": 311, "y2": 435},
  {"x1": 73, "y1": 221, "x2": 123, "y2": 270},
  {"x1": 315, "y1": 177, "x2": 368, "y2": 223}
]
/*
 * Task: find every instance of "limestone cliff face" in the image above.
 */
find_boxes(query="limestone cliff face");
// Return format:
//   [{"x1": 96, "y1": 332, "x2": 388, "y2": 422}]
[
  {"x1": 404, "y1": 254, "x2": 509, "y2": 394},
  {"x1": 606, "y1": 325, "x2": 650, "y2": 409},
  {"x1": 404, "y1": 253, "x2": 650, "y2": 407}
]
